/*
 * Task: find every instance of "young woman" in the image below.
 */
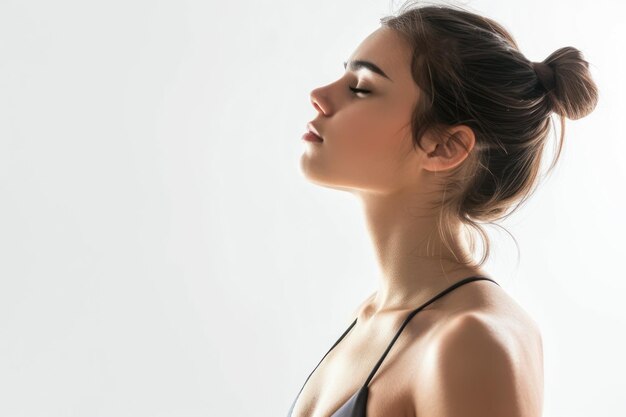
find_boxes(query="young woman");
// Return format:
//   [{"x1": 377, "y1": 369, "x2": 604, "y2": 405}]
[{"x1": 293, "y1": 2, "x2": 598, "y2": 417}]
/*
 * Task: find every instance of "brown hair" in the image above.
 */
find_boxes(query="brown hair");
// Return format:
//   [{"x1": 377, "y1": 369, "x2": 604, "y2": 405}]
[{"x1": 379, "y1": 0, "x2": 599, "y2": 268}]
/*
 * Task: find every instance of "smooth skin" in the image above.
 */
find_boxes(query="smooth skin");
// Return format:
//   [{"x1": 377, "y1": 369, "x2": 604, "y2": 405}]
[{"x1": 297, "y1": 25, "x2": 544, "y2": 417}]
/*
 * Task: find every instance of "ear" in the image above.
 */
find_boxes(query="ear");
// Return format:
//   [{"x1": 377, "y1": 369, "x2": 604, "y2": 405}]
[{"x1": 420, "y1": 125, "x2": 476, "y2": 173}]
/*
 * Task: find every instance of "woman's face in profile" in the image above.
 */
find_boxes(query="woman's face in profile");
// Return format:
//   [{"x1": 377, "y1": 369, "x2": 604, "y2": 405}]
[{"x1": 302, "y1": 26, "x2": 422, "y2": 194}]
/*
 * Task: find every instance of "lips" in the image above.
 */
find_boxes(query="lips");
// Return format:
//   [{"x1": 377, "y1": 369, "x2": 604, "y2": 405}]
[{"x1": 307, "y1": 122, "x2": 324, "y2": 141}]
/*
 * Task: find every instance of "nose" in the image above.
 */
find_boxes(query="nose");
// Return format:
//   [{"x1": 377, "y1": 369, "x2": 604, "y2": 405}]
[{"x1": 310, "y1": 89, "x2": 327, "y2": 116}]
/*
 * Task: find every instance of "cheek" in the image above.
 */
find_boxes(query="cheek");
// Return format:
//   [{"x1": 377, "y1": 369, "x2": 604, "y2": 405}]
[
  {"x1": 330, "y1": 110, "x2": 412, "y2": 184},
  {"x1": 336, "y1": 105, "x2": 409, "y2": 162}
]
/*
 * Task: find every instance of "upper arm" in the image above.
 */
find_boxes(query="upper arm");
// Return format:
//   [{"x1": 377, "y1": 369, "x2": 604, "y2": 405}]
[{"x1": 413, "y1": 314, "x2": 527, "y2": 417}]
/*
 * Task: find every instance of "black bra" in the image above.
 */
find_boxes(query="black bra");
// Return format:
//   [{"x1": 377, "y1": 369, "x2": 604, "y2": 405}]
[{"x1": 286, "y1": 275, "x2": 500, "y2": 417}]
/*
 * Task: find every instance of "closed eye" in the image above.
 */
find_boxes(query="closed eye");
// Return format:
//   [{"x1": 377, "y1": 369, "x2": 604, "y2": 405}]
[{"x1": 349, "y1": 86, "x2": 371, "y2": 96}]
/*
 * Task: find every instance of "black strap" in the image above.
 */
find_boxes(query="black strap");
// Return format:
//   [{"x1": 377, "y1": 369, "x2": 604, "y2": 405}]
[
  {"x1": 290, "y1": 316, "x2": 358, "y2": 409},
  {"x1": 290, "y1": 275, "x2": 500, "y2": 410},
  {"x1": 362, "y1": 276, "x2": 499, "y2": 387}
]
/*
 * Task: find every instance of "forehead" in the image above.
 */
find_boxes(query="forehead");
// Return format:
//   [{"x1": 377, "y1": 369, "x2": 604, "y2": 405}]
[{"x1": 346, "y1": 26, "x2": 411, "y2": 81}]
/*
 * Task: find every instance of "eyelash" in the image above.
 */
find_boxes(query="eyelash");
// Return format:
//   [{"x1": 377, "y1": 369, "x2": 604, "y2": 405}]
[{"x1": 349, "y1": 86, "x2": 371, "y2": 96}]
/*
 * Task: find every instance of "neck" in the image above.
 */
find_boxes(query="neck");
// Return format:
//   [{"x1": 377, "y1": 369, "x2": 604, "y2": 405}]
[{"x1": 355, "y1": 187, "x2": 488, "y2": 318}]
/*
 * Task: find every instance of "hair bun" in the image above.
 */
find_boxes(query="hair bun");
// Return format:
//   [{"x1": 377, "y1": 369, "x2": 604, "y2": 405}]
[
  {"x1": 540, "y1": 47, "x2": 599, "y2": 120},
  {"x1": 532, "y1": 61, "x2": 556, "y2": 92}
]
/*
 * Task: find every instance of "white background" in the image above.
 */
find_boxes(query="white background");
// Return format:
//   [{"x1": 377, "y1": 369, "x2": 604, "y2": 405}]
[{"x1": 1, "y1": 0, "x2": 624, "y2": 416}]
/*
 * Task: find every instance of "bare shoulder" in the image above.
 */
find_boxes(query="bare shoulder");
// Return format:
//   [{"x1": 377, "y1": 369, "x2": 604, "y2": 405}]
[{"x1": 411, "y1": 310, "x2": 544, "y2": 417}]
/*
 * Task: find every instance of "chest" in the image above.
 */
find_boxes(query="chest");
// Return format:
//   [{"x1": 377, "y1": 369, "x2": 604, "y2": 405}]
[
  {"x1": 289, "y1": 313, "x2": 443, "y2": 417},
  {"x1": 289, "y1": 299, "x2": 541, "y2": 417}
]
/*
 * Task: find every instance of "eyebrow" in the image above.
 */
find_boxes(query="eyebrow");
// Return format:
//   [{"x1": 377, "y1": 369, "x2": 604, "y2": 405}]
[{"x1": 343, "y1": 59, "x2": 393, "y2": 82}]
